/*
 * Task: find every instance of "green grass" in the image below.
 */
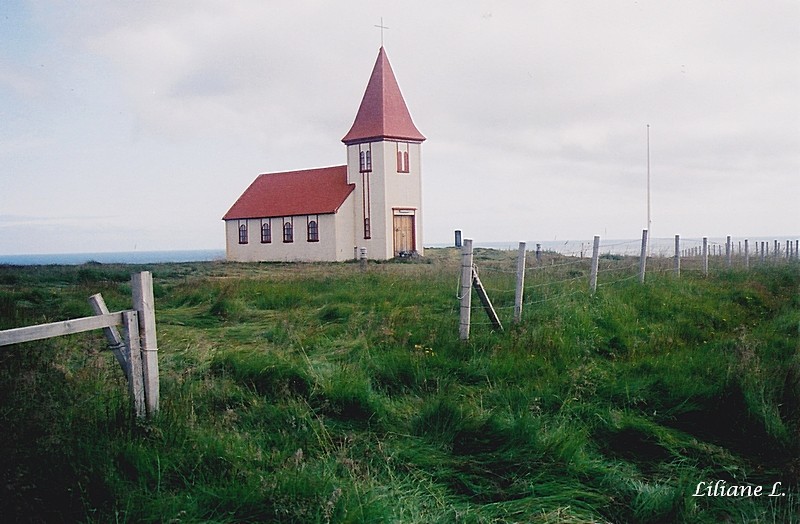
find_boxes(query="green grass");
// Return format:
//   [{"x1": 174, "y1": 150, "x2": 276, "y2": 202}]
[{"x1": 0, "y1": 252, "x2": 798, "y2": 522}]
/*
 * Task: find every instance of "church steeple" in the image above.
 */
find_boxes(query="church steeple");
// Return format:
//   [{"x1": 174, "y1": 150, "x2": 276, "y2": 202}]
[{"x1": 342, "y1": 47, "x2": 425, "y2": 145}]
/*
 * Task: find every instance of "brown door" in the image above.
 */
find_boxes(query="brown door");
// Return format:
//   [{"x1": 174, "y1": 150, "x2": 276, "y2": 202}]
[{"x1": 393, "y1": 215, "x2": 415, "y2": 256}]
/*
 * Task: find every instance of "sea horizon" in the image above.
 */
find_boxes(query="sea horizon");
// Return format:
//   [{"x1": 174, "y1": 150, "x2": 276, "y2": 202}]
[
  {"x1": 0, "y1": 249, "x2": 227, "y2": 266},
  {"x1": 1, "y1": 235, "x2": 797, "y2": 265}
]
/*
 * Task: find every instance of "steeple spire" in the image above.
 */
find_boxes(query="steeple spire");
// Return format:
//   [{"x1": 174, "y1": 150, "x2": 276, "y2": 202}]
[{"x1": 342, "y1": 47, "x2": 425, "y2": 145}]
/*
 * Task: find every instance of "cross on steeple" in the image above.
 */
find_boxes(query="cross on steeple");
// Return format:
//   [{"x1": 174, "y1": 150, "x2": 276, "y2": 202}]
[{"x1": 374, "y1": 17, "x2": 389, "y2": 46}]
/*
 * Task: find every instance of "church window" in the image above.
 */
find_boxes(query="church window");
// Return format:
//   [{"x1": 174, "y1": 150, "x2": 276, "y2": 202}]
[
  {"x1": 362, "y1": 171, "x2": 371, "y2": 239},
  {"x1": 283, "y1": 220, "x2": 294, "y2": 243},
  {"x1": 261, "y1": 220, "x2": 271, "y2": 243},
  {"x1": 307, "y1": 218, "x2": 319, "y2": 242},
  {"x1": 396, "y1": 143, "x2": 410, "y2": 173},
  {"x1": 238, "y1": 221, "x2": 248, "y2": 244},
  {"x1": 359, "y1": 147, "x2": 372, "y2": 172}
]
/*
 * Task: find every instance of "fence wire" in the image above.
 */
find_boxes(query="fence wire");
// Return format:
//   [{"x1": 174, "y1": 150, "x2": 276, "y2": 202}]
[{"x1": 455, "y1": 235, "x2": 800, "y2": 336}]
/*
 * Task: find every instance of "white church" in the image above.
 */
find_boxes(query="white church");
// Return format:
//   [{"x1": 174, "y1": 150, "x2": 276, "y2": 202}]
[{"x1": 223, "y1": 47, "x2": 425, "y2": 262}]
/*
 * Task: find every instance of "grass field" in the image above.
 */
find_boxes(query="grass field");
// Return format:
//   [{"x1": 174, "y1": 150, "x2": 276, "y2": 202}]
[{"x1": 1, "y1": 249, "x2": 798, "y2": 522}]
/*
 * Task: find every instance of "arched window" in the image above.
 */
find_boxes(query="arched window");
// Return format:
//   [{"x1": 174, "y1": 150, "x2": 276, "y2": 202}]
[
  {"x1": 261, "y1": 221, "x2": 271, "y2": 243},
  {"x1": 238, "y1": 222, "x2": 248, "y2": 244},
  {"x1": 283, "y1": 221, "x2": 293, "y2": 243},
  {"x1": 396, "y1": 144, "x2": 410, "y2": 173},
  {"x1": 360, "y1": 149, "x2": 372, "y2": 172},
  {"x1": 307, "y1": 220, "x2": 319, "y2": 242}
]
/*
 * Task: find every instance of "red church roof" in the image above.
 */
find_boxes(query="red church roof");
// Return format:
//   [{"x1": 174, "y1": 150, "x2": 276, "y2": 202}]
[
  {"x1": 222, "y1": 165, "x2": 354, "y2": 220},
  {"x1": 342, "y1": 47, "x2": 425, "y2": 145}
]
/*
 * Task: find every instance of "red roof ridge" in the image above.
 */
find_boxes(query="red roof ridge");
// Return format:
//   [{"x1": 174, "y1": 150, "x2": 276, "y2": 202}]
[
  {"x1": 342, "y1": 47, "x2": 425, "y2": 145},
  {"x1": 255, "y1": 164, "x2": 346, "y2": 177}
]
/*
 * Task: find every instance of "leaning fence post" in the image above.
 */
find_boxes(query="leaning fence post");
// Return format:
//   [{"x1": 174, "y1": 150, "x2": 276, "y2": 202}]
[
  {"x1": 122, "y1": 310, "x2": 146, "y2": 418},
  {"x1": 702, "y1": 237, "x2": 709, "y2": 276},
  {"x1": 589, "y1": 235, "x2": 600, "y2": 294},
  {"x1": 674, "y1": 234, "x2": 681, "y2": 277},
  {"x1": 513, "y1": 242, "x2": 526, "y2": 323},
  {"x1": 472, "y1": 268, "x2": 503, "y2": 332},
  {"x1": 638, "y1": 229, "x2": 648, "y2": 284},
  {"x1": 88, "y1": 293, "x2": 129, "y2": 379},
  {"x1": 459, "y1": 239, "x2": 474, "y2": 341},
  {"x1": 131, "y1": 272, "x2": 159, "y2": 416}
]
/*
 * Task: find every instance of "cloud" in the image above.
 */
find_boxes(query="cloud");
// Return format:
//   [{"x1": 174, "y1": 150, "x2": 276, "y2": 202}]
[{"x1": 1, "y1": 0, "x2": 797, "y2": 255}]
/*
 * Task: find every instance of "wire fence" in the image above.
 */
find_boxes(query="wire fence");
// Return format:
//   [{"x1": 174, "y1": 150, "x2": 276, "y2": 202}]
[{"x1": 457, "y1": 233, "x2": 800, "y2": 335}]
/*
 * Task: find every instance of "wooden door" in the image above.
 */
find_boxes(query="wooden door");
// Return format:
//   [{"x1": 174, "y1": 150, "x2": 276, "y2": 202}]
[{"x1": 393, "y1": 215, "x2": 415, "y2": 256}]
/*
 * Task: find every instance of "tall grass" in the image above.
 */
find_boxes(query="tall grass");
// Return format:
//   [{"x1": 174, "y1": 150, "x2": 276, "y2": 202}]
[{"x1": 0, "y1": 254, "x2": 797, "y2": 522}]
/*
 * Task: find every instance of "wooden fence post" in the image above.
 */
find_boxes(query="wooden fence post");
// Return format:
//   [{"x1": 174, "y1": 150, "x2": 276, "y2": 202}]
[
  {"x1": 726, "y1": 236, "x2": 732, "y2": 268},
  {"x1": 638, "y1": 229, "x2": 648, "y2": 284},
  {"x1": 122, "y1": 310, "x2": 146, "y2": 418},
  {"x1": 459, "y1": 239, "x2": 473, "y2": 341},
  {"x1": 702, "y1": 237, "x2": 709, "y2": 276},
  {"x1": 674, "y1": 234, "x2": 681, "y2": 277},
  {"x1": 131, "y1": 272, "x2": 159, "y2": 416},
  {"x1": 88, "y1": 293, "x2": 128, "y2": 379},
  {"x1": 589, "y1": 235, "x2": 600, "y2": 294},
  {"x1": 513, "y1": 242, "x2": 526, "y2": 323},
  {"x1": 744, "y1": 239, "x2": 750, "y2": 269}
]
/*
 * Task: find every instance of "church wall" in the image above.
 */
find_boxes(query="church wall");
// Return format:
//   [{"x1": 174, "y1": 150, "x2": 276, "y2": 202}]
[
  {"x1": 381, "y1": 141, "x2": 424, "y2": 256},
  {"x1": 333, "y1": 193, "x2": 357, "y2": 261},
  {"x1": 347, "y1": 143, "x2": 392, "y2": 260},
  {"x1": 224, "y1": 213, "x2": 346, "y2": 262}
]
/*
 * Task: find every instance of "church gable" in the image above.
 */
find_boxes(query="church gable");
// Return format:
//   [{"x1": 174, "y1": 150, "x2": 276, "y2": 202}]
[{"x1": 223, "y1": 165, "x2": 354, "y2": 220}]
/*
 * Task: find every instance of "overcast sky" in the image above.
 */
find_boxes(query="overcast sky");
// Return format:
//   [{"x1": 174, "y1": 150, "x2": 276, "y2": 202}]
[{"x1": 2, "y1": 0, "x2": 798, "y2": 255}]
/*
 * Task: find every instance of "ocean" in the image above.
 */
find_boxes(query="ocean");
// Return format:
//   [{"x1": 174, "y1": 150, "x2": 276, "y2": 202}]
[
  {"x1": 436, "y1": 236, "x2": 800, "y2": 258},
  {"x1": 1, "y1": 236, "x2": 797, "y2": 265},
  {"x1": 0, "y1": 249, "x2": 226, "y2": 266}
]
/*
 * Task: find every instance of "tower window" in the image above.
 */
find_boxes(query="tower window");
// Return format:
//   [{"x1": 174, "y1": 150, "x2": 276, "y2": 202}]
[
  {"x1": 283, "y1": 220, "x2": 294, "y2": 243},
  {"x1": 238, "y1": 221, "x2": 248, "y2": 244},
  {"x1": 396, "y1": 144, "x2": 410, "y2": 173},
  {"x1": 364, "y1": 217, "x2": 371, "y2": 239},
  {"x1": 359, "y1": 148, "x2": 372, "y2": 172},
  {"x1": 261, "y1": 220, "x2": 271, "y2": 243}
]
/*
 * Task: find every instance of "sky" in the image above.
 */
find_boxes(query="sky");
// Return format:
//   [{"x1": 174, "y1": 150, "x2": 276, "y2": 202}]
[{"x1": 1, "y1": 0, "x2": 798, "y2": 255}]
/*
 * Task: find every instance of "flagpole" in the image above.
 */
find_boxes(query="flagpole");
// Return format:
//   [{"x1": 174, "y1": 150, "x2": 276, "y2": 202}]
[{"x1": 646, "y1": 124, "x2": 651, "y2": 255}]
